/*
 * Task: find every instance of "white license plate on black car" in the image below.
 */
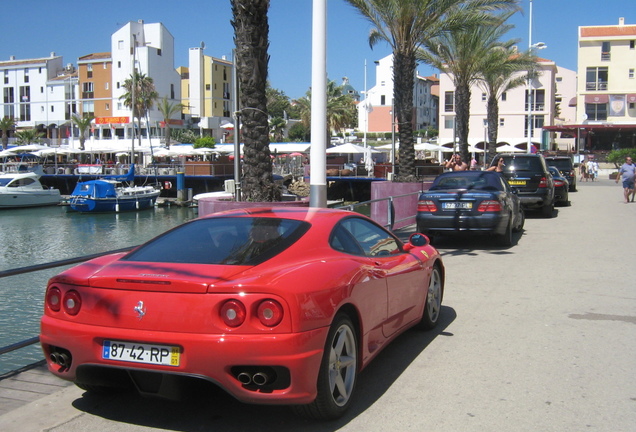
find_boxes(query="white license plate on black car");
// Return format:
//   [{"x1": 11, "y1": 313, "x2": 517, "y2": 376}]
[
  {"x1": 102, "y1": 340, "x2": 180, "y2": 366},
  {"x1": 442, "y1": 202, "x2": 472, "y2": 210}
]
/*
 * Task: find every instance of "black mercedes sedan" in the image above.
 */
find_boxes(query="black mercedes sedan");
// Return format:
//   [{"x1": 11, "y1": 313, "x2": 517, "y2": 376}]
[{"x1": 416, "y1": 171, "x2": 525, "y2": 246}]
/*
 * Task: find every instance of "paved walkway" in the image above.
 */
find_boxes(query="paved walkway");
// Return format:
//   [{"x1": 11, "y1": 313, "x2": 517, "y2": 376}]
[{"x1": 1, "y1": 178, "x2": 634, "y2": 431}]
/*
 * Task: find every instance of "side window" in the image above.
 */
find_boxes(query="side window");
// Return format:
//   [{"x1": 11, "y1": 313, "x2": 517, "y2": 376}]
[{"x1": 335, "y1": 218, "x2": 400, "y2": 257}]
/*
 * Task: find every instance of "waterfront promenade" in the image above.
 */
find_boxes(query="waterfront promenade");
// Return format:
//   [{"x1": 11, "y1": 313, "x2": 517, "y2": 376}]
[{"x1": 1, "y1": 178, "x2": 634, "y2": 431}]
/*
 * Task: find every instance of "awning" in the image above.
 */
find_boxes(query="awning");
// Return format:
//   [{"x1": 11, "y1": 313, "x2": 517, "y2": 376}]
[
  {"x1": 627, "y1": 94, "x2": 636, "y2": 103},
  {"x1": 584, "y1": 94, "x2": 609, "y2": 104},
  {"x1": 543, "y1": 123, "x2": 636, "y2": 132},
  {"x1": 568, "y1": 97, "x2": 577, "y2": 107}
]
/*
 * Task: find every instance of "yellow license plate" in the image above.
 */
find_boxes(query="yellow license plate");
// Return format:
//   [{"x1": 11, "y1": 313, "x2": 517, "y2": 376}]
[{"x1": 508, "y1": 180, "x2": 526, "y2": 186}]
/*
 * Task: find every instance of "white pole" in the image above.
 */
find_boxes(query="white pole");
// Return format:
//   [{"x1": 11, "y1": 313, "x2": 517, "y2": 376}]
[
  {"x1": 526, "y1": 0, "x2": 533, "y2": 153},
  {"x1": 309, "y1": 0, "x2": 327, "y2": 208},
  {"x1": 363, "y1": 59, "x2": 367, "y2": 148}
]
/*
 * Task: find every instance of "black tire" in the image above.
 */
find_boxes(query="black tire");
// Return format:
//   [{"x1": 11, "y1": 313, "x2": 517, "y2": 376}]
[
  {"x1": 513, "y1": 209, "x2": 525, "y2": 233},
  {"x1": 417, "y1": 266, "x2": 443, "y2": 330},
  {"x1": 541, "y1": 202, "x2": 554, "y2": 218},
  {"x1": 497, "y1": 218, "x2": 513, "y2": 247},
  {"x1": 293, "y1": 313, "x2": 358, "y2": 420}
]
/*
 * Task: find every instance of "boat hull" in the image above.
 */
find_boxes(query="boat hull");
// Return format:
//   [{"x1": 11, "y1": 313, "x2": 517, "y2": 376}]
[
  {"x1": 69, "y1": 191, "x2": 161, "y2": 213},
  {"x1": 0, "y1": 191, "x2": 62, "y2": 209}
]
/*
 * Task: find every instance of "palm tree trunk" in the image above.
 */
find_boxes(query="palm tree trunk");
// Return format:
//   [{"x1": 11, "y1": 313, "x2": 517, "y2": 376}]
[
  {"x1": 455, "y1": 82, "x2": 471, "y2": 165},
  {"x1": 393, "y1": 52, "x2": 416, "y2": 180},
  {"x1": 486, "y1": 94, "x2": 499, "y2": 165},
  {"x1": 232, "y1": 0, "x2": 279, "y2": 202}
]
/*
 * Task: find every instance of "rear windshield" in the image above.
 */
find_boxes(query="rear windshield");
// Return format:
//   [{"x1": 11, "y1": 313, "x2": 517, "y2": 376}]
[
  {"x1": 545, "y1": 159, "x2": 573, "y2": 170},
  {"x1": 499, "y1": 156, "x2": 544, "y2": 172},
  {"x1": 430, "y1": 172, "x2": 504, "y2": 191},
  {"x1": 123, "y1": 217, "x2": 310, "y2": 265}
]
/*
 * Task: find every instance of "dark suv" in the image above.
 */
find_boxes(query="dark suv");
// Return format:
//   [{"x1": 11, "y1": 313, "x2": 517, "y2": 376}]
[
  {"x1": 544, "y1": 156, "x2": 576, "y2": 192},
  {"x1": 489, "y1": 153, "x2": 555, "y2": 218}
]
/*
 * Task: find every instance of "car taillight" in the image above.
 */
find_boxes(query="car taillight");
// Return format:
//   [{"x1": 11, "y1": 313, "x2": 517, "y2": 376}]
[
  {"x1": 63, "y1": 290, "x2": 82, "y2": 316},
  {"x1": 554, "y1": 179, "x2": 565, "y2": 187},
  {"x1": 539, "y1": 177, "x2": 548, "y2": 187},
  {"x1": 257, "y1": 300, "x2": 284, "y2": 327},
  {"x1": 220, "y1": 300, "x2": 246, "y2": 327},
  {"x1": 477, "y1": 200, "x2": 502, "y2": 212},
  {"x1": 46, "y1": 286, "x2": 62, "y2": 312},
  {"x1": 417, "y1": 200, "x2": 437, "y2": 212}
]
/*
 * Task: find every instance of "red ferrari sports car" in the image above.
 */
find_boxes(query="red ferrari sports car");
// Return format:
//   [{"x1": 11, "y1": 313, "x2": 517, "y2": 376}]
[{"x1": 41, "y1": 207, "x2": 444, "y2": 419}]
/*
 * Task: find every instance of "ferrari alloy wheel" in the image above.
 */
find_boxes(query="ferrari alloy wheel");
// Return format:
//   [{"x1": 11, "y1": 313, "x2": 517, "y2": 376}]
[
  {"x1": 418, "y1": 266, "x2": 442, "y2": 330},
  {"x1": 294, "y1": 313, "x2": 358, "y2": 420}
]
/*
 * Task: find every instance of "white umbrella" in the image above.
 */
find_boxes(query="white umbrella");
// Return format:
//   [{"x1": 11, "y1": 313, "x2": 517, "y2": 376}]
[
  {"x1": 326, "y1": 143, "x2": 380, "y2": 154},
  {"x1": 6, "y1": 144, "x2": 50, "y2": 152},
  {"x1": 497, "y1": 144, "x2": 525, "y2": 153}
]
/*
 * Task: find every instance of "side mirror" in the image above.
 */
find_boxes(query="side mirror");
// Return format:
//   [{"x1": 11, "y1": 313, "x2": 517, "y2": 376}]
[{"x1": 403, "y1": 233, "x2": 429, "y2": 251}]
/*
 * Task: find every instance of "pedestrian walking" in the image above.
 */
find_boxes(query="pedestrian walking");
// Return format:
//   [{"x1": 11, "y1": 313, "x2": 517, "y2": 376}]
[
  {"x1": 615, "y1": 156, "x2": 636, "y2": 203},
  {"x1": 580, "y1": 160, "x2": 587, "y2": 182}
]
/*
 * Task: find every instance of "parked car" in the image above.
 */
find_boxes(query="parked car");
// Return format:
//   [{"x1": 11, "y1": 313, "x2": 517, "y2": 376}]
[
  {"x1": 544, "y1": 156, "x2": 576, "y2": 191},
  {"x1": 40, "y1": 207, "x2": 444, "y2": 420},
  {"x1": 489, "y1": 153, "x2": 555, "y2": 218},
  {"x1": 416, "y1": 170, "x2": 525, "y2": 246},
  {"x1": 548, "y1": 166, "x2": 570, "y2": 206}
]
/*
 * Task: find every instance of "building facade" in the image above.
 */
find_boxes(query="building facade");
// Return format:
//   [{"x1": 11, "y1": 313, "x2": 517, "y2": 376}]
[
  {"x1": 357, "y1": 54, "x2": 439, "y2": 137},
  {"x1": 546, "y1": 17, "x2": 636, "y2": 151},
  {"x1": 0, "y1": 53, "x2": 79, "y2": 144}
]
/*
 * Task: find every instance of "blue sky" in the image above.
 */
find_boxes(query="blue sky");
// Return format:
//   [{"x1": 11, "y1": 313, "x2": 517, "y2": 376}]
[{"x1": 1, "y1": 1, "x2": 631, "y2": 100}]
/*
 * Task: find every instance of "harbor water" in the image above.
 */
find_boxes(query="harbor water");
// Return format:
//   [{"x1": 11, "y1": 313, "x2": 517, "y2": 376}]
[{"x1": 0, "y1": 204, "x2": 199, "y2": 375}]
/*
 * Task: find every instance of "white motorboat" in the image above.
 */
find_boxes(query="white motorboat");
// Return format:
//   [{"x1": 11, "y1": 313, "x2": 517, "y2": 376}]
[{"x1": 0, "y1": 171, "x2": 62, "y2": 209}]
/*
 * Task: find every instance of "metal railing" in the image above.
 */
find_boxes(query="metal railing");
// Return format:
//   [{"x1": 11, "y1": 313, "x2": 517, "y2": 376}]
[
  {"x1": 0, "y1": 246, "x2": 135, "y2": 360},
  {"x1": 1, "y1": 193, "x2": 421, "y2": 370}
]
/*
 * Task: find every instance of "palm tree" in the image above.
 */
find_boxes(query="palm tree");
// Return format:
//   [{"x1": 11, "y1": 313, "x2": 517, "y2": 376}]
[
  {"x1": 231, "y1": 0, "x2": 280, "y2": 202},
  {"x1": 0, "y1": 116, "x2": 16, "y2": 150},
  {"x1": 476, "y1": 32, "x2": 535, "y2": 163},
  {"x1": 294, "y1": 80, "x2": 358, "y2": 140},
  {"x1": 14, "y1": 129, "x2": 43, "y2": 145},
  {"x1": 269, "y1": 116, "x2": 286, "y2": 142},
  {"x1": 417, "y1": 10, "x2": 520, "y2": 165},
  {"x1": 71, "y1": 113, "x2": 95, "y2": 152},
  {"x1": 157, "y1": 96, "x2": 184, "y2": 149},
  {"x1": 120, "y1": 71, "x2": 158, "y2": 157},
  {"x1": 345, "y1": 0, "x2": 519, "y2": 180}
]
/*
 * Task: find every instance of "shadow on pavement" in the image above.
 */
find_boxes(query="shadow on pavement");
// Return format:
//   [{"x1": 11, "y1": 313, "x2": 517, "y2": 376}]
[{"x1": 71, "y1": 307, "x2": 457, "y2": 432}]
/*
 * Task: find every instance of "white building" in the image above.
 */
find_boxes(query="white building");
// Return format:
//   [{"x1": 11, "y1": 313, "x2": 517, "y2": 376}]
[
  {"x1": 0, "y1": 53, "x2": 79, "y2": 143},
  {"x1": 110, "y1": 20, "x2": 182, "y2": 141},
  {"x1": 438, "y1": 56, "x2": 576, "y2": 155},
  {"x1": 357, "y1": 54, "x2": 439, "y2": 136}
]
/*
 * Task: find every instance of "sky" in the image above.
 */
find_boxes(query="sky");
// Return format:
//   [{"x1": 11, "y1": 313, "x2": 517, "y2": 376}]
[{"x1": 0, "y1": 1, "x2": 631, "y2": 100}]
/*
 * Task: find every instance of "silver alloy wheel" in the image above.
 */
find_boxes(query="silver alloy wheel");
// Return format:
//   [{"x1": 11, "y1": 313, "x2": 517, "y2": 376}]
[
  {"x1": 426, "y1": 268, "x2": 442, "y2": 323},
  {"x1": 328, "y1": 323, "x2": 357, "y2": 407}
]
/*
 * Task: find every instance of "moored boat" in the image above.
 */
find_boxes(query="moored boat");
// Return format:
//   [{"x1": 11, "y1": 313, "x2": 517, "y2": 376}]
[
  {"x1": 0, "y1": 170, "x2": 62, "y2": 209},
  {"x1": 68, "y1": 164, "x2": 161, "y2": 213}
]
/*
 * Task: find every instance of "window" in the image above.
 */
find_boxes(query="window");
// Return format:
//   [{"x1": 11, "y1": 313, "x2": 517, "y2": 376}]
[
  {"x1": 444, "y1": 116, "x2": 455, "y2": 129},
  {"x1": 331, "y1": 218, "x2": 400, "y2": 257},
  {"x1": 525, "y1": 89, "x2": 545, "y2": 111},
  {"x1": 51, "y1": 106, "x2": 54, "y2": 112},
  {"x1": 105, "y1": 82, "x2": 109, "y2": 90},
  {"x1": 380, "y1": 95, "x2": 386, "y2": 105},
  {"x1": 205, "y1": 84, "x2": 211, "y2": 91},
  {"x1": 499, "y1": 118, "x2": 505, "y2": 127},
  {"x1": 481, "y1": 92, "x2": 486, "y2": 101},
  {"x1": 586, "y1": 67, "x2": 608, "y2": 91},
  {"x1": 524, "y1": 115, "x2": 544, "y2": 137},
  {"x1": 444, "y1": 91, "x2": 454, "y2": 112},
  {"x1": 629, "y1": 69, "x2": 635, "y2": 79},
  {"x1": 82, "y1": 82, "x2": 94, "y2": 99},
  {"x1": 4, "y1": 70, "x2": 8, "y2": 84},
  {"x1": 82, "y1": 101, "x2": 95, "y2": 116},
  {"x1": 601, "y1": 41, "x2": 611, "y2": 60},
  {"x1": 40, "y1": 86, "x2": 44, "y2": 93},
  {"x1": 501, "y1": 92, "x2": 507, "y2": 101},
  {"x1": 87, "y1": 64, "x2": 93, "y2": 78},
  {"x1": 24, "y1": 68, "x2": 29, "y2": 83},
  {"x1": 157, "y1": 49, "x2": 162, "y2": 56},
  {"x1": 585, "y1": 103, "x2": 607, "y2": 121},
  {"x1": 631, "y1": 40, "x2": 635, "y2": 49},
  {"x1": 117, "y1": 61, "x2": 121, "y2": 68},
  {"x1": 105, "y1": 103, "x2": 110, "y2": 110}
]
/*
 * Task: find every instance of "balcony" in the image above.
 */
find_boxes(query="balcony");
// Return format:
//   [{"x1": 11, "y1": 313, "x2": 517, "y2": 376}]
[
  {"x1": 585, "y1": 82, "x2": 608, "y2": 91},
  {"x1": 82, "y1": 91, "x2": 94, "y2": 99}
]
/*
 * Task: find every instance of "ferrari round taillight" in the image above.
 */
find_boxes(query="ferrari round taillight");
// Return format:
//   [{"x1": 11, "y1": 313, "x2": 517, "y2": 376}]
[
  {"x1": 46, "y1": 287, "x2": 62, "y2": 312},
  {"x1": 220, "y1": 300, "x2": 246, "y2": 327},
  {"x1": 257, "y1": 300, "x2": 283, "y2": 327},
  {"x1": 63, "y1": 290, "x2": 82, "y2": 316}
]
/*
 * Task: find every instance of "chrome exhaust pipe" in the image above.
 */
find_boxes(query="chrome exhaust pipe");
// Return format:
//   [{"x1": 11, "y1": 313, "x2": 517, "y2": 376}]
[
  {"x1": 252, "y1": 371, "x2": 269, "y2": 386},
  {"x1": 57, "y1": 352, "x2": 71, "y2": 368},
  {"x1": 237, "y1": 372, "x2": 252, "y2": 385},
  {"x1": 50, "y1": 352, "x2": 60, "y2": 364}
]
